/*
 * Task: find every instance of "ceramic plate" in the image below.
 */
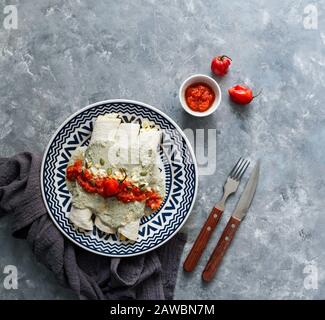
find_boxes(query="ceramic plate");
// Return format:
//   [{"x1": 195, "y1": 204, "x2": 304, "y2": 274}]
[{"x1": 41, "y1": 99, "x2": 198, "y2": 257}]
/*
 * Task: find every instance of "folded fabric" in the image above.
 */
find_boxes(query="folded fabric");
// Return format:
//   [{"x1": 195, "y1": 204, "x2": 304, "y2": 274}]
[{"x1": 0, "y1": 152, "x2": 186, "y2": 300}]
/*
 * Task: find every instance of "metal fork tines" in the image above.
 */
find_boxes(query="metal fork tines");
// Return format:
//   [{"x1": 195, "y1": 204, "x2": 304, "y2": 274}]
[{"x1": 215, "y1": 158, "x2": 250, "y2": 210}]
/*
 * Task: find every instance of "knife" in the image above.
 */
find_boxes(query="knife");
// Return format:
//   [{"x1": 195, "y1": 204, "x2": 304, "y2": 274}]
[{"x1": 202, "y1": 160, "x2": 260, "y2": 282}]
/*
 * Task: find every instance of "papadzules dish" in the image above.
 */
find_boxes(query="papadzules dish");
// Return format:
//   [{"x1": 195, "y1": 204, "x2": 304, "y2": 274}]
[{"x1": 65, "y1": 113, "x2": 165, "y2": 241}]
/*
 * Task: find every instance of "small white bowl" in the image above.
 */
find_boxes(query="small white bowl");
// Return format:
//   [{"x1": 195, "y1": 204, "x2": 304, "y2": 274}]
[{"x1": 179, "y1": 74, "x2": 222, "y2": 117}]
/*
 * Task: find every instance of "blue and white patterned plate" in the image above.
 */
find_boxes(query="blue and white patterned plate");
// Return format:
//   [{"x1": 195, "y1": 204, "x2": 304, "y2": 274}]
[{"x1": 41, "y1": 99, "x2": 198, "y2": 257}]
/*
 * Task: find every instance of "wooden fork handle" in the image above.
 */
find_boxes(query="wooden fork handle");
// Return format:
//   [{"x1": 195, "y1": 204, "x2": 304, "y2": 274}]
[
  {"x1": 183, "y1": 207, "x2": 224, "y2": 272},
  {"x1": 202, "y1": 216, "x2": 241, "y2": 282}
]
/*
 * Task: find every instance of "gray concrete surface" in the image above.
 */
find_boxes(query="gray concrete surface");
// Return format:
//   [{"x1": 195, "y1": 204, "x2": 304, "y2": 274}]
[{"x1": 0, "y1": 0, "x2": 324, "y2": 299}]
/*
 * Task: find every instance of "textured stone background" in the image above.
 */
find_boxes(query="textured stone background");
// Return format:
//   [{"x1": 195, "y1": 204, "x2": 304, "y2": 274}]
[{"x1": 0, "y1": 0, "x2": 325, "y2": 299}]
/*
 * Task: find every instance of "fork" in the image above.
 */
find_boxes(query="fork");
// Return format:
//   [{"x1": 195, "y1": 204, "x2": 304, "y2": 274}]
[{"x1": 183, "y1": 158, "x2": 250, "y2": 272}]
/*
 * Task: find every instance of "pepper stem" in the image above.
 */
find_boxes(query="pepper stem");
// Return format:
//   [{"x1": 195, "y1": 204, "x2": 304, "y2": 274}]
[
  {"x1": 253, "y1": 89, "x2": 263, "y2": 99},
  {"x1": 219, "y1": 55, "x2": 232, "y2": 61}
]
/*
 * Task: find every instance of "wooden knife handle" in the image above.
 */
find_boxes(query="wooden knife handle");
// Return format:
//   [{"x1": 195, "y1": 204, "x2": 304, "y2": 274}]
[
  {"x1": 202, "y1": 216, "x2": 241, "y2": 282},
  {"x1": 183, "y1": 207, "x2": 224, "y2": 272}
]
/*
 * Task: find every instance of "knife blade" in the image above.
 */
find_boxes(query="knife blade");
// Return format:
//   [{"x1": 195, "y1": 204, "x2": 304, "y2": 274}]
[
  {"x1": 202, "y1": 160, "x2": 260, "y2": 282},
  {"x1": 231, "y1": 159, "x2": 260, "y2": 221}
]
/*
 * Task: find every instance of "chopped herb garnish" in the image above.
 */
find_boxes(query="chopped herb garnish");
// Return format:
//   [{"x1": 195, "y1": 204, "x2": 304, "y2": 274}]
[
  {"x1": 85, "y1": 160, "x2": 92, "y2": 169},
  {"x1": 140, "y1": 171, "x2": 147, "y2": 176},
  {"x1": 107, "y1": 168, "x2": 112, "y2": 175},
  {"x1": 100, "y1": 158, "x2": 105, "y2": 166}
]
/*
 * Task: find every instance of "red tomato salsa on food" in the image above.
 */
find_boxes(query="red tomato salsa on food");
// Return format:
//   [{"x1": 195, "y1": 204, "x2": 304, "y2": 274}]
[
  {"x1": 185, "y1": 82, "x2": 215, "y2": 112},
  {"x1": 66, "y1": 160, "x2": 162, "y2": 210}
]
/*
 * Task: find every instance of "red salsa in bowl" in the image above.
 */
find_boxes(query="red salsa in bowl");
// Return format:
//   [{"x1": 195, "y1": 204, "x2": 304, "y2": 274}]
[
  {"x1": 185, "y1": 82, "x2": 216, "y2": 112},
  {"x1": 179, "y1": 74, "x2": 221, "y2": 117}
]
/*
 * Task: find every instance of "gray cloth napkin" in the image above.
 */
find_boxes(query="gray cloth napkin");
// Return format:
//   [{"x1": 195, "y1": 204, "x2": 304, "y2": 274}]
[{"x1": 0, "y1": 152, "x2": 186, "y2": 300}]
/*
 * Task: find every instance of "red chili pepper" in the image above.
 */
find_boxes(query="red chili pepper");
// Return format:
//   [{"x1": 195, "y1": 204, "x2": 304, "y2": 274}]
[
  {"x1": 211, "y1": 55, "x2": 232, "y2": 76},
  {"x1": 228, "y1": 85, "x2": 261, "y2": 105}
]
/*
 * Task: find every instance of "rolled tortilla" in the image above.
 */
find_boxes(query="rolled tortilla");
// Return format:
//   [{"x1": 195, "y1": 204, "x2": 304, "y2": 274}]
[
  {"x1": 95, "y1": 198, "x2": 144, "y2": 232},
  {"x1": 118, "y1": 219, "x2": 140, "y2": 241},
  {"x1": 67, "y1": 147, "x2": 94, "y2": 231},
  {"x1": 90, "y1": 114, "x2": 121, "y2": 144},
  {"x1": 86, "y1": 114, "x2": 122, "y2": 169},
  {"x1": 110, "y1": 122, "x2": 140, "y2": 166},
  {"x1": 131, "y1": 128, "x2": 163, "y2": 189},
  {"x1": 68, "y1": 116, "x2": 121, "y2": 231},
  {"x1": 69, "y1": 206, "x2": 93, "y2": 231},
  {"x1": 139, "y1": 128, "x2": 161, "y2": 167},
  {"x1": 94, "y1": 216, "x2": 116, "y2": 234}
]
